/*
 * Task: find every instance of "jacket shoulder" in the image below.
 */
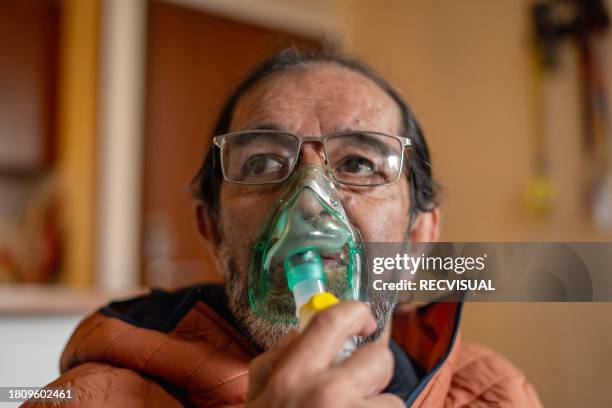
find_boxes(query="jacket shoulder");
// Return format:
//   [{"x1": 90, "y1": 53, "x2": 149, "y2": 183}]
[
  {"x1": 22, "y1": 362, "x2": 183, "y2": 407},
  {"x1": 99, "y1": 283, "x2": 233, "y2": 333},
  {"x1": 48, "y1": 284, "x2": 252, "y2": 407},
  {"x1": 447, "y1": 341, "x2": 543, "y2": 407}
]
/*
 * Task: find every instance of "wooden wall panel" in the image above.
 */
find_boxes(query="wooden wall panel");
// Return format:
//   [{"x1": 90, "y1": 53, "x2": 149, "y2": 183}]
[{"x1": 0, "y1": 0, "x2": 59, "y2": 172}]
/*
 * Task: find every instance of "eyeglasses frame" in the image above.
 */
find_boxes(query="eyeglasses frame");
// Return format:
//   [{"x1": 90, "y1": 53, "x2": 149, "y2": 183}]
[{"x1": 212, "y1": 129, "x2": 412, "y2": 186}]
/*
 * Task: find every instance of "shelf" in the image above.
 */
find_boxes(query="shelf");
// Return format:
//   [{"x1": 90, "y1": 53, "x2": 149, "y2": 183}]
[{"x1": 0, "y1": 284, "x2": 145, "y2": 315}]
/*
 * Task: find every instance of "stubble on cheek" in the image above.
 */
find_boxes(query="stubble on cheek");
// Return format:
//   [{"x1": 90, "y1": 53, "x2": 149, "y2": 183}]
[
  {"x1": 220, "y1": 250, "x2": 297, "y2": 350},
  {"x1": 217, "y1": 206, "x2": 253, "y2": 278},
  {"x1": 217, "y1": 203, "x2": 297, "y2": 350}
]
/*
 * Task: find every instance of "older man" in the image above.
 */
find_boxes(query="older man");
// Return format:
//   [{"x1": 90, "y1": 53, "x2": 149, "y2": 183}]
[{"x1": 27, "y1": 49, "x2": 542, "y2": 407}]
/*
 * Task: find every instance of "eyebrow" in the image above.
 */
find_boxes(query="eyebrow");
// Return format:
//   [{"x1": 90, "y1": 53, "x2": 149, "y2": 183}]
[
  {"x1": 235, "y1": 125, "x2": 397, "y2": 155},
  {"x1": 251, "y1": 124, "x2": 361, "y2": 134},
  {"x1": 332, "y1": 132, "x2": 396, "y2": 156},
  {"x1": 251, "y1": 123, "x2": 285, "y2": 132},
  {"x1": 229, "y1": 129, "x2": 297, "y2": 150}
]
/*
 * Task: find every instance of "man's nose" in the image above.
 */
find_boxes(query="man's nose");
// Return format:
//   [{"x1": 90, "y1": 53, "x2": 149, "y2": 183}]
[
  {"x1": 295, "y1": 187, "x2": 328, "y2": 222},
  {"x1": 299, "y1": 142, "x2": 326, "y2": 168}
]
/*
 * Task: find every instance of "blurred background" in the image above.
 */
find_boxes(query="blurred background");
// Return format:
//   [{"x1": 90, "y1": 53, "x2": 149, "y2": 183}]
[{"x1": 0, "y1": 0, "x2": 611, "y2": 406}]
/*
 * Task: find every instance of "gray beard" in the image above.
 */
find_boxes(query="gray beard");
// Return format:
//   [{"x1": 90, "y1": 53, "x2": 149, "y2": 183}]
[
  {"x1": 220, "y1": 244, "x2": 397, "y2": 350},
  {"x1": 216, "y1": 210, "x2": 411, "y2": 351}
]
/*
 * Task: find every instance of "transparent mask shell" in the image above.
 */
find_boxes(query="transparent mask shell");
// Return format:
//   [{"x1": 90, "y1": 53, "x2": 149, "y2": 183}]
[{"x1": 247, "y1": 166, "x2": 366, "y2": 324}]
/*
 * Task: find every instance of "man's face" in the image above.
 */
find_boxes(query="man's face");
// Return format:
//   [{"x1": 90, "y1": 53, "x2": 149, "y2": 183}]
[{"x1": 215, "y1": 63, "x2": 411, "y2": 349}]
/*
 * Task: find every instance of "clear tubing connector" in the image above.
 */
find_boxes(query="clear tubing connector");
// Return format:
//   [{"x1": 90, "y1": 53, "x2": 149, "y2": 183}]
[
  {"x1": 285, "y1": 249, "x2": 356, "y2": 362},
  {"x1": 292, "y1": 279, "x2": 325, "y2": 318}
]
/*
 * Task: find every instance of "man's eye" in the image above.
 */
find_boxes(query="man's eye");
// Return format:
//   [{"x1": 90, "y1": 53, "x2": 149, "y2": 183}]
[
  {"x1": 242, "y1": 154, "x2": 286, "y2": 176},
  {"x1": 335, "y1": 155, "x2": 375, "y2": 175}
]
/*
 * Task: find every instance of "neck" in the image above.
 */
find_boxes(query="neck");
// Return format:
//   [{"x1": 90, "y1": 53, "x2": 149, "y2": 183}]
[{"x1": 379, "y1": 322, "x2": 392, "y2": 345}]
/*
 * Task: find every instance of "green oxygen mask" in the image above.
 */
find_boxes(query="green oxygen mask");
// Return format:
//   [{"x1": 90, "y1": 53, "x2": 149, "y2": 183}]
[{"x1": 247, "y1": 165, "x2": 366, "y2": 324}]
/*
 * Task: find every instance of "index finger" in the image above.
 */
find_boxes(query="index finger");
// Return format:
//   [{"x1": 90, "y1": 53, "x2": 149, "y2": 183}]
[{"x1": 248, "y1": 331, "x2": 298, "y2": 400}]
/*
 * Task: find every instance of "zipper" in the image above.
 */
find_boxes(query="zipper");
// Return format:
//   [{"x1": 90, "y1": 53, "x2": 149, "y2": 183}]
[{"x1": 404, "y1": 301, "x2": 464, "y2": 406}]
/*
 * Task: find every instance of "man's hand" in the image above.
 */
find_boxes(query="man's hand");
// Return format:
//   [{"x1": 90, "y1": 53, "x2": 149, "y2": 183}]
[{"x1": 246, "y1": 301, "x2": 404, "y2": 408}]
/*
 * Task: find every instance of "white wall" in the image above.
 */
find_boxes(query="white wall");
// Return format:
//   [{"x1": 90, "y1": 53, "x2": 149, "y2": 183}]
[{"x1": 0, "y1": 315, "x2": 83, "y2": 407}]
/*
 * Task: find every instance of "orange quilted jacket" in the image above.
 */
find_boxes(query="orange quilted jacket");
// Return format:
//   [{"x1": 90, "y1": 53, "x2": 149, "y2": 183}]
[{"x1": 23, "y1": 285, "x2": 542, "y2": 407}]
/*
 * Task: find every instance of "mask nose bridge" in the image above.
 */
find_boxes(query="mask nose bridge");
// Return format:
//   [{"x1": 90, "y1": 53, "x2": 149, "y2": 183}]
[
  {"x1": 292, "y1": 185, "x2": 329, "y2": 222},
  {"x1": 281, "y1": 166, "x2": 341, "y2": 215}
]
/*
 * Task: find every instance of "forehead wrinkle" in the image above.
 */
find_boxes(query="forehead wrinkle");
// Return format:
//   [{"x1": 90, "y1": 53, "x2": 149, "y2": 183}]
[
  {"x1": 230, "y1": 63, "x2": 402, "y2": 136},
  {"x1": 231, "y1": 82, "x2": 320, "y2": 132}
]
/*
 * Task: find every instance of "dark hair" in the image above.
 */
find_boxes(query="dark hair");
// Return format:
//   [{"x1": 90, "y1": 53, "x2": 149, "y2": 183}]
[{"x1": 192, "y1": 48, "x2": 439, "y2": 222}]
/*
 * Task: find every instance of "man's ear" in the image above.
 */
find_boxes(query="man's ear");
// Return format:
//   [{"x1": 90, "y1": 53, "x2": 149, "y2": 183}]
[
  {"x1": 409, "y1": 207, "x2": 441, "y2": 242},
  {"x1": 196, "y1": 203, "x2": 221, "y2": 250}
]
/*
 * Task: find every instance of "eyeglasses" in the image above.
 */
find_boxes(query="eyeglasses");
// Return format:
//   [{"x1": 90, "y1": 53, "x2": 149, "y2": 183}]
[{"x1": 213, "y1": 130, "x2": 411, "y2": 186}]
